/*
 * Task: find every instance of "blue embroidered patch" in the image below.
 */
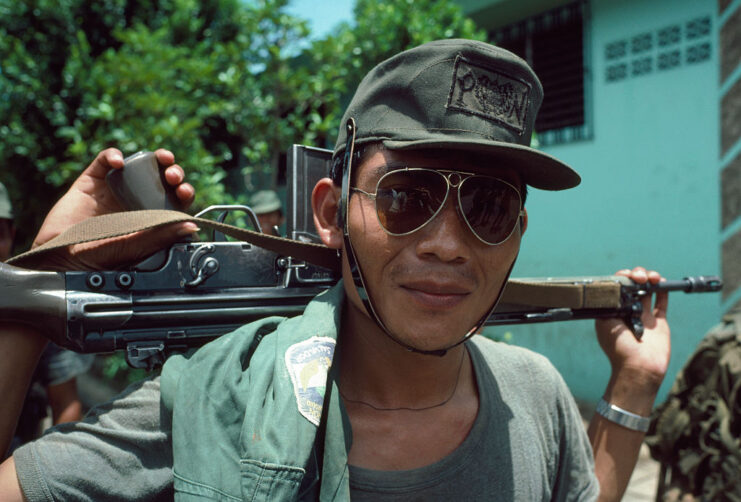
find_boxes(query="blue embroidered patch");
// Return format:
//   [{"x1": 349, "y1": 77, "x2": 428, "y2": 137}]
[{"x1": 285, "y1": 336, "x2": 336, "y2": 426}]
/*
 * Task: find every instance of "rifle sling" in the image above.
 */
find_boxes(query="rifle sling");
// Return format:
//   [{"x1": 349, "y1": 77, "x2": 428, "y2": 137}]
[
  {"x1": 8, "y1": 209, "x2": 339, "y2": 271},
  {"x1": 6, "y1": 209, "x2": 622, "y2": 311}
]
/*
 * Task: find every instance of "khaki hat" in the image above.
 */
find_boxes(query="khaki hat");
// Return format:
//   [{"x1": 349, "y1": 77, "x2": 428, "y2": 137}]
[
  {"x1": 0, "y1": 181, "x2": 13, "y2": 220},
  {"x1": 333, "y1": 39, "x2": 580, "y2": 190},
  {"x1": 250, "y1": 190, "x2": 282, "y2": 214}
]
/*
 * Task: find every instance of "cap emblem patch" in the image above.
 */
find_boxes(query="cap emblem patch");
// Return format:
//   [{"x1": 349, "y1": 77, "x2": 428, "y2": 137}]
[{"x1": 447, "y1": 55, "x2": 531, "y2": 133}]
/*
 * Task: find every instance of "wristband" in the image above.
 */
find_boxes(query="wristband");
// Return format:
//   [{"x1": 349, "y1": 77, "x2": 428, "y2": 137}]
[{"x1": 595, "y1": 398, "x2": 651, "y2": 432}]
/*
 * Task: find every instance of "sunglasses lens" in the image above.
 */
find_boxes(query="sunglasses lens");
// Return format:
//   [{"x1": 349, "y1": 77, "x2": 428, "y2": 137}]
[
  {"x1": 375, "y1": 170, "x2": 447, "y2": 234},
  {"x1": 459, "y1": 177, "x2": 521, "y2": 244}
]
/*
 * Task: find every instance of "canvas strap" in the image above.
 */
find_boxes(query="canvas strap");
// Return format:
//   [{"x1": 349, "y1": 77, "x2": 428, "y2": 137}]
[{"x1": 7, "y1": 209, "x2": 339, "y2": 272}]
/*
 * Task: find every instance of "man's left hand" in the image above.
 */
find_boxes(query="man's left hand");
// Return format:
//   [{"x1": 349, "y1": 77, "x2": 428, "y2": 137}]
[{"x1": 596, "y1": 266, "x2": 670, "y2": 401}]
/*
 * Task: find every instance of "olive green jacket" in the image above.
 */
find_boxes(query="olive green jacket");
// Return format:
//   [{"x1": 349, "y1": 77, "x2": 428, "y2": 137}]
[{"x1": 160, "y1": 283, "x2": 350, "y2": 501}]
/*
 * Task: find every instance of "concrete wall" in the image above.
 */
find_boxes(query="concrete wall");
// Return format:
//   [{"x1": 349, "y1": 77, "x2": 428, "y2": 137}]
[
  {"x1": 463, "y1": 0, "x2": 722, "y2": 403},
  {"x1": 720, "y1": 0, "x2": 741, "y2": 312}
]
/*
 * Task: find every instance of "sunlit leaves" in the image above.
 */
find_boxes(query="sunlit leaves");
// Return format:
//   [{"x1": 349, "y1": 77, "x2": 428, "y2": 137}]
[{"x1": 0, "y1": 0, "x2": 483, "y2": 250}]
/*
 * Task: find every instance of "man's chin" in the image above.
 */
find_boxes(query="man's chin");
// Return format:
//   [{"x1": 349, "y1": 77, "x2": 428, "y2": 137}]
[{"x1": 384, "y1": 318, "x2": 476, "y2": 353}]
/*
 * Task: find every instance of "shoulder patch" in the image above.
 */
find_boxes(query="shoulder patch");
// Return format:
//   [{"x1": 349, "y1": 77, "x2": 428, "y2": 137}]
[
  {"x1": 285, "y1": 336, "x2": 336, "y2": 426},
  {"x1": 447, "y1": 55, "x2": 532, "y2": 134}
]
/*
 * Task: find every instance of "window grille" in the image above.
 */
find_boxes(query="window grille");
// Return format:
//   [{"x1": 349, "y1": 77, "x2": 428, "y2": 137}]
[
  {"x1": 604, "y1": 16, "x2": 712, "y2": 83},
  {"x1": 489, "y1": 1, "x2": 590, "y2": 145}
]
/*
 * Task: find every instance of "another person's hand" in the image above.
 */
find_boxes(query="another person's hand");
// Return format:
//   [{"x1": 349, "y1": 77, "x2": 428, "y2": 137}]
[
  {"x1": 595, "y1": 267, "x2": 670, "y2": 392},
  {"x1": 32, "y1": 148, "x2": 197, "y2": 270}
]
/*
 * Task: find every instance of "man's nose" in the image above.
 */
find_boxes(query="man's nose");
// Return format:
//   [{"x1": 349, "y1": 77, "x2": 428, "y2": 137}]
[{"x1": 414, "y1": 195, "x2": 472, "y2": 262}]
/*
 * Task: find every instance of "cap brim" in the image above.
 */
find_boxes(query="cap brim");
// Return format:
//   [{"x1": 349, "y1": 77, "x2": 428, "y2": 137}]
[{"x1": 381, "y1": 138, "x2": 580, "y2": 191}]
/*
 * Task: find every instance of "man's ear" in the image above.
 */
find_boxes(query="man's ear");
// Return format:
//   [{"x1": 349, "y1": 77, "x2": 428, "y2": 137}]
[{"x1": 312, "y1": 178, "x2": 343, "y2": 249}]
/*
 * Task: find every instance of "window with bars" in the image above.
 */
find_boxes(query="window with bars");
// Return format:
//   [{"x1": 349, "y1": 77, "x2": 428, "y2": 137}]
[{"x1": 489, "y1": 1, "x2": 590, "y2": 145}]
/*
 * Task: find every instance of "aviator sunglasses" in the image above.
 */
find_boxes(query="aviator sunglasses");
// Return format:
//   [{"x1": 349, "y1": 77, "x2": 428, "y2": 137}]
[{"x1": 351, "y1": 168, "x2": 525, "y2": 245}]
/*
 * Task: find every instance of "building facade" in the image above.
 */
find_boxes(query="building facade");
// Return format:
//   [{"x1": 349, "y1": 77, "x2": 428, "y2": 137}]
[{"x1": 459, "y1": 0, "x2": 734, "y2": 403}]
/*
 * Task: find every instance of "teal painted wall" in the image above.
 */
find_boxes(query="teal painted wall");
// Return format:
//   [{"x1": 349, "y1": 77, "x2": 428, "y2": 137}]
[{"x1": 481, "y1": 0, "x2": 722, "y2": 403}]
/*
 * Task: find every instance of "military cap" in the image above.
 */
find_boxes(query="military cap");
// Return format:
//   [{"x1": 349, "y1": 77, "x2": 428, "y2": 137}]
[
  {"x1": 334, "y1": 38, "x2": 580, "y2": 190},
  {"x1": 250, "y1": 190, "x2": 282, "y2": 215}
]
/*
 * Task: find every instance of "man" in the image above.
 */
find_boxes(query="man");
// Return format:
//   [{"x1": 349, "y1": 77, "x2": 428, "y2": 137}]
[
  {"x1": 250, "y1": 189, "x2": 285, "y2": 236},
  {"x1": 0, "y1": 181, "x2": 94, "y2": 454},
  {"x1": 0, "y1": 40, "x2": 670, "y2": 501}
]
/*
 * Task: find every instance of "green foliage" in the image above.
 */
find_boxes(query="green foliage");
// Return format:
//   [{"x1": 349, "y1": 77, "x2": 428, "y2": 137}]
[
  {"x1": 299, "y1": 0, "x2": 487, "y2": 150},
  {"x1": 101, "y1": 352, "x2": 153, "y2": 385},
  {"x1": 0, "y1": 0, "x2": 484, "y2": 251}
]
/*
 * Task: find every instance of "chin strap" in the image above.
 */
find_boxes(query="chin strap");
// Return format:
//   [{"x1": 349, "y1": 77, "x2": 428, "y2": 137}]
[{"x1": 338, "y1": 118, "x2": 519, "y2": 357}]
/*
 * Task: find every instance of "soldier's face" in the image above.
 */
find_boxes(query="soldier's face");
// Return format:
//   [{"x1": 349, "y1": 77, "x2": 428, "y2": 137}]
[
  {"x1": 257, "y1": 210, "x2": 284, "y2": 236},
  {"x1": 342, "y1": 148, "x2": 526, "y2": 351}
]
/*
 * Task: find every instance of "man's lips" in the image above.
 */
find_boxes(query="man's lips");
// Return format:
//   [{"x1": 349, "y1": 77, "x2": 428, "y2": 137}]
[{"x1": 399, "y1": 281, "x2": 472, "y2": 309}]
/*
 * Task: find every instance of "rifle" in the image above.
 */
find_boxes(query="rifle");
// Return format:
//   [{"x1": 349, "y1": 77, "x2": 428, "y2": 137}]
[
  {"x1": 0, "y1": 147, "x2": 723, "y2": 369},
  {"x1": 0, "y1": 258, "x2": 722, "y2": 369}
]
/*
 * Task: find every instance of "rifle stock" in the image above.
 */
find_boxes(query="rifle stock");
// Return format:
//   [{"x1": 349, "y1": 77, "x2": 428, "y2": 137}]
[{"x1": 0, "y1": 262, "x2": 66, "y2": 337}]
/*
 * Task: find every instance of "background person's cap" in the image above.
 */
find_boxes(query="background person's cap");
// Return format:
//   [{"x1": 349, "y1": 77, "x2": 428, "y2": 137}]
[
  {"x1": 250, "y1": 190, "x2": 282, "y2": 214},
  {"x1": 0, "y1": 181, "x2": 13, "y2": 220},
  {"x1": 333, "y1": 38, "x2": 580, "y2": 190}
]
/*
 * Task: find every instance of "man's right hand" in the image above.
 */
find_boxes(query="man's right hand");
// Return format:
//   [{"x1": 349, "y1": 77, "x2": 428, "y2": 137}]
[
  {"x1": 31, "y1": 148, "x2": 198, "y2": 271},
  {"x1": 0, "y1": 148, "x2": 198, "y2": 465}
]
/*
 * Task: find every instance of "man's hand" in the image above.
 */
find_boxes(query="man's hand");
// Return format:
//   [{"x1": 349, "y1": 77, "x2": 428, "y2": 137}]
[
  {"x1": 32, "y1": 148, "x2": 197, "y2": 270},
  {"x1": 595, "y1": 266, "x2": 671, "y2": 395},
  {"x1": 590, "y1": 266, "x2": 670, "y2": 501},
  {"x1": 0, "y1": 149, "x2": 195, "y2": 462}
]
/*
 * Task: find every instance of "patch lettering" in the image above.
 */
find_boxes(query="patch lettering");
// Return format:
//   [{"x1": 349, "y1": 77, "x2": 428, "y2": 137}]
[
  {"x1": 447, "y1": 55, "x2": 531, "y2": 133},
  {"x1": 285, "y1": 336, "x2": 336, "y2": 426}
]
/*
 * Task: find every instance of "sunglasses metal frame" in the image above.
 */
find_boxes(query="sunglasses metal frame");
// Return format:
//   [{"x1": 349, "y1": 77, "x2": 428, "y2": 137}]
[{"x1": 350, "y1": 167, "x2": 525, "y2": 246}]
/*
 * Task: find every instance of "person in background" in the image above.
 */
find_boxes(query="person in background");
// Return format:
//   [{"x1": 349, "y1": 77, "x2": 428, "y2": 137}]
[
  {"x1": 250, "y1": 189, "x2": 284, "y2": 236},
  {"x1": 0, "y1": 181, "x2": 94, "y2": 455},
  {"x1": 0, "y1": 182, "x2": 15, "y2": 260}
]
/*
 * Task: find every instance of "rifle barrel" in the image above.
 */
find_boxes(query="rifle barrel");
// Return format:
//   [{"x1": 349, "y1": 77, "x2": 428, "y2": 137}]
[{"x1": 647, "y1": 276, "x2": 722, "y2": 293}]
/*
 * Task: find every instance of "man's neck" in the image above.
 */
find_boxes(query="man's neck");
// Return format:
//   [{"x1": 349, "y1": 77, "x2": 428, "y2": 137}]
[
  {"x1": 338, "y1": 301, "x2": 481, "y2": 471},
  {"x1": 338, "y1": 300, "x2": 474, "y2": 410}
]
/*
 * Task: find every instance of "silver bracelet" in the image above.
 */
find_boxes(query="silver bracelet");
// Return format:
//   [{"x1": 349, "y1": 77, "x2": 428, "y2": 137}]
[{"x1": 595, "y1": 398, "x2": 651, "y2": 433}]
